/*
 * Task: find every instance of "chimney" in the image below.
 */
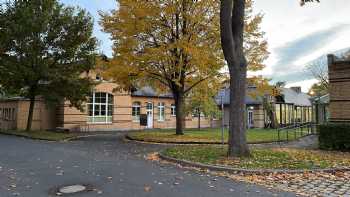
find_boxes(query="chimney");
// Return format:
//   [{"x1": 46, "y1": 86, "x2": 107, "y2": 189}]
[
  {"x1": 291, "y1": 86, "x2": 301, "y2": 94},
  {"x1": 327, "y1": 54, "x2": 335, "y2": 67}
]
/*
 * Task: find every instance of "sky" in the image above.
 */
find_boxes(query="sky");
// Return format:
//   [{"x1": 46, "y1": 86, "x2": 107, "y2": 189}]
[
  {"x1": 4, "y1": 0, "x2": 350, "y2": 92},
  {"x1": 252, "y1": 0, "x2": 350, "y2": 91}
]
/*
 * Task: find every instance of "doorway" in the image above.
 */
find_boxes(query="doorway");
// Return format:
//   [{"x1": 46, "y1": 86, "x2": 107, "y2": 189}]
[
  {"x1": 146, "y1": 102, "x2": 153, "y2": 129},
  {"x1": 247, "y1": 110, "x2": 254, "y2": 128}
]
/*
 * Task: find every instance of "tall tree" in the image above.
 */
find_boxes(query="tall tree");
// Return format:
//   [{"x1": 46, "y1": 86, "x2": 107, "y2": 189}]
[
  {"x1": 306, "y1": 59, "x2": 329, "y2": 92},
  {"x1": 101, "y1": 0, "x2": 268, "y2": 135},
  {"x1": 101, "y1": 0, "x2": 223, "y2": 135},
  {"x1": 0, "y1": 0, "x2": 98, "y2": 131},
  {"x1": 220, "y1": 0, "x2": 319, "y2": 157}
]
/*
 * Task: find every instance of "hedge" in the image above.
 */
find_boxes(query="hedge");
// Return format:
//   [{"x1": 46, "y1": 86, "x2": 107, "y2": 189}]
[{"x1": 318, "y1": 124, "x2": 350, "y2": 151}]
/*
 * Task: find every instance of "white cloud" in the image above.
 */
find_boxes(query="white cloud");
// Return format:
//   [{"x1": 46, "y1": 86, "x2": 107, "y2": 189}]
[{"x1": 253, "y1": 0, "x2": 350, "y2": 84}]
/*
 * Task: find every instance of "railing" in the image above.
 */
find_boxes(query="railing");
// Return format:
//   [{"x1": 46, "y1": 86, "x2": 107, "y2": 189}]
[{"x1": 277, "y1": 122, "x2": 317, "y2": 143}]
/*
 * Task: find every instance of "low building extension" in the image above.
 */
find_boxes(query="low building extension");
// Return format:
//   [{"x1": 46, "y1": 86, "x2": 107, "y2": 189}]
[{"x1": 216, "y1": 86, "x2": 312, "y2": 128}]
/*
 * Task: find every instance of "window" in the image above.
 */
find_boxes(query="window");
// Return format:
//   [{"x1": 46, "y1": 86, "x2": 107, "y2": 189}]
[
  {"x1": 275, "y1": 104, "x2": 281, "y2": 124},
  {"x1": 87, "y1": 92, "x2": 113, "y2": 123},
  {"x1": 171, "y1": 104, "x2": 176, "y2": 116},
  {"x1": 132, "y1": 102, "x2": 141, "y2": 122},
  {"x1": 158, "y1": 102, "x2": 165, "y2": 121}
]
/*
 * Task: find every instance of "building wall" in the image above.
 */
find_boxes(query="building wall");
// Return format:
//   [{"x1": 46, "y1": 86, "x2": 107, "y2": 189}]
[
  {"x1": 57, "y1": 81, "x2": 212, "y2": 132},
  {"x1": 328, "y1": 55, "x2": 350, "y2": 123},
  {"x1": 0, "y1": 101, "x2": 17, "y2": 130},
  {"x1": 221, "y1": 104, "x2": 265, "y2": 129},
  {"x1": 253, "y1": 105, "x2": 265, "y2": 128},
  {"x1": 0, "y1": 99, "x2": 56, "y2": 131}
]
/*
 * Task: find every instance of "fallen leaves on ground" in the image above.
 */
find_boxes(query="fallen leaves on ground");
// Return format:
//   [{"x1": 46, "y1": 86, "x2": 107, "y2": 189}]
[
  {"x1": 145, "y1": 152, "x2": 160, "y2": 161},
  {"x1": 144, "y1": 185, "x2": 152, "y2": 192}
]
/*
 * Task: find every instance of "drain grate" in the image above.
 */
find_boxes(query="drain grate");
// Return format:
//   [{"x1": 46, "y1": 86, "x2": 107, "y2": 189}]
[
  {"x1": 59, "y1": 185, "x2": 86, "y2": 194},
  {"x1": 50, "y1": 184, "x2": 94, "y2": 196}
]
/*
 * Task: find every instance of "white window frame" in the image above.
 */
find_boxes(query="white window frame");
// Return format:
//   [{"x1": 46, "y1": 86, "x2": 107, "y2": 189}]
[
  {"x1": 87, "y1": 92, "x2": 113, "y2": 124},
  {"x1": 158, "y1": 102, "x2": 165, "y2": 121},
  {"x1": 132, "y1": 102, "x2": 141, "y2": 122},
  {"x1": 171, "y1": 104, "x2": 176, "y2": 116}
]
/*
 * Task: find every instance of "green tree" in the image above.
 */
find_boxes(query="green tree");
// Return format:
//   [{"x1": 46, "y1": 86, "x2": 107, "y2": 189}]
[
  {"x1": 220, "y1": 0, "x2": 319, "y2": 157},
  {"x1": 186, "y1": 78, "x2": 221, "y2": 129},
  {"x1": 0, "y1": 0, "x2": 98, "y2": 131}
]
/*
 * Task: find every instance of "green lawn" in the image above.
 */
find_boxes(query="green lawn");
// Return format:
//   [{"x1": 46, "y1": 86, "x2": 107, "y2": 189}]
[
  {"x1": 128, "y1": 128, "x2": 310, "y2": 144},
  {"x1": 0, "y1": 130, "x2": 77, "y2": 141},
  {"x1": 163, "y1": 146, "x2": 350, "y2": 170}
]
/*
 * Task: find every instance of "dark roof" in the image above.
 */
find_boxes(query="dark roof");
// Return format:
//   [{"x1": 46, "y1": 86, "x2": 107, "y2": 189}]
[
  {"x1": 215, "y1": 87, "x2": 263, "y2": 105},
  {"x1": 131, "y1": 86, "x2": 173, "y2": 98},
  {"x1": 280, "y1": 88, "x2": 312, "y2": 106},
  {"x1": 215, "y1": 87, "x2": 312, "y2": 107},
  {"x1": 0, "y1": 96, "x2": 30, "y2": 102}
]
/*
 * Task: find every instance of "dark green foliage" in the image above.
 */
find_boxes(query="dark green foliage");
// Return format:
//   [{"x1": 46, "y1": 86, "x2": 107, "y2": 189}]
[
  {"x1": 318, "y1": 124, "x2": 350, "y2": 151},
  {"x1": 0, "y1": 0, "x2": 98, "y2": 130}
]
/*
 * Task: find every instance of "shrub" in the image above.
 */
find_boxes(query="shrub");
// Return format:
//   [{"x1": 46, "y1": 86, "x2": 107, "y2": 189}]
[{"x1": 318, "y1": 124, "x2": 350, "y2": 151}]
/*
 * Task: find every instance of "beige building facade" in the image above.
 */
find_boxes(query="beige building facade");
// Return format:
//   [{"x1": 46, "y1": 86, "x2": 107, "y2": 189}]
[
  {"x1": 328, "y1": 54, "x2": 350, "y2": 123},
  {"x1": 0, "y1": 81, "x2": 212, "y2": 132}
]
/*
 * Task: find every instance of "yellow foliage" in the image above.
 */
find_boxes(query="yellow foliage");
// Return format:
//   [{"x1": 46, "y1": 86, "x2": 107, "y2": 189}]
[{"x1": 100, "y1": 0, "x2": 223, "y2": 94}]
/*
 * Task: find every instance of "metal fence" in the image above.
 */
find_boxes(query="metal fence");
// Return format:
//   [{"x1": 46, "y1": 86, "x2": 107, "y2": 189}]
[{"x1": 277, "y1": 122, "x2": 317, "y2": 143}]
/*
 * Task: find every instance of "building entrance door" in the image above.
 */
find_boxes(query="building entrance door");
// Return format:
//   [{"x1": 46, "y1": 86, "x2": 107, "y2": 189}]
[
  {"x1": 146, "y1": 102, "x2": 153, "y2": 128},
  {"x1": 247, "y1": 110, "x2": 254, "y2": 128}
]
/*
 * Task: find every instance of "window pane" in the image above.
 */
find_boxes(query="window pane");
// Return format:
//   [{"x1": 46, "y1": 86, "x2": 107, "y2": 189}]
[
  {"x1": 275, "y1": 104, "x2": 280, "y2": 124},
  {"x1": 101, "y1": 93, "x2": 106, "y2": 103},
  {"x1": 108, "y1": 94, "x2": 113, "y2": 104},
  {"x1": 95, "y1": 105, "x2": 100, "y2": 116},
  {"x1": 108, "y1": 105, "x2": 113, "y2": 116},
  {"x1": 101, "y1": 104, "x2": 106, "y2": 116}
]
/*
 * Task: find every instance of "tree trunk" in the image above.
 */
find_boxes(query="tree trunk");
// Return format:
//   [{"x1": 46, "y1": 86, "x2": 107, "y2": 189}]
[
  {"x1": 26, "y1": 89, "x2": 36, "y2": 131},
  {"x1": 228, "y1": 60, "x2": 250, "y2": 157},
  {"x1": 220, "y1": 0, "x2": 250, "y2": 157},
  {"x1": 198, "y1": 108, "x2": 201, "y2": 130},
  {"x1": 174, "y1": 92, "x2": 185, "y2": 135}
]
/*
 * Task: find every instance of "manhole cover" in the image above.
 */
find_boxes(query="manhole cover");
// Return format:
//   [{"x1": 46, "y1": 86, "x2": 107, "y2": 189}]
[{"x1": 59, "y1": 185, "x2": 86, "y2": 194}]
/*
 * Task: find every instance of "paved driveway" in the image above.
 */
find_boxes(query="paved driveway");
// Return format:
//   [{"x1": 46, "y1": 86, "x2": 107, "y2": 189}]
[{"x1": 0, "y1": 134, "x2": 296, "y2": 197}]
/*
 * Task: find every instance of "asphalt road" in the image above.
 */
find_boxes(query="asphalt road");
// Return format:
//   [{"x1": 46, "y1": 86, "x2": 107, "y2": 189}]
[{"x1": 0, "y1": 134, "x2": 296, "y2": 197}]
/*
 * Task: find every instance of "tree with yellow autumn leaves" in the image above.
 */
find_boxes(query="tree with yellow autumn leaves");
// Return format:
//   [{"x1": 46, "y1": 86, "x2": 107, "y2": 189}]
[{"x1": 100, "y1": 0, "x2": 269, "y2": 135}]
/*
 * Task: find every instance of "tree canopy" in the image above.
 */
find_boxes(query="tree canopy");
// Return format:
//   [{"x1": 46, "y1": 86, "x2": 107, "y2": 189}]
[
  {"x1": 0, "y1": 0, "x2": 98, "y2": 131},
  {"x1": 101, "y1": 0, "x2": 269, "y2": 135}
]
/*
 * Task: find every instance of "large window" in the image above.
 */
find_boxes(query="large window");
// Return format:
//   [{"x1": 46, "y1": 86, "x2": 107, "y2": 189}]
[
  {"x1": 87, "y1": 92, "x2": 113, "y2": 123},
  {"x1": 158, "y1": 102, "x2": 165, "y2": 121},
  {"x1": 275, "y1": 104, "x2": 281, "y2": 124},
  {"x1": 171, "y1": 104, "x2": 176, "y2": 116},
  {"x1": 132, "y1": 102, "x2": 141, "y2": 122}
]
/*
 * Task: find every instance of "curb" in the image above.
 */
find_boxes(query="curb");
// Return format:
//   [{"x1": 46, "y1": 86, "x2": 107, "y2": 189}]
[
  {"x1": 125, "y1": 134, "x2": 292, "y2": 146},
  {"x1": 65, "y1": 134, "x2": 118, "y2": 141},
  {"x1": 0, "y1": 131, "x2": 61, "y2": 142},
  {"x1": 158, "y1": 152, "x2": 350, "y2": 175}
]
